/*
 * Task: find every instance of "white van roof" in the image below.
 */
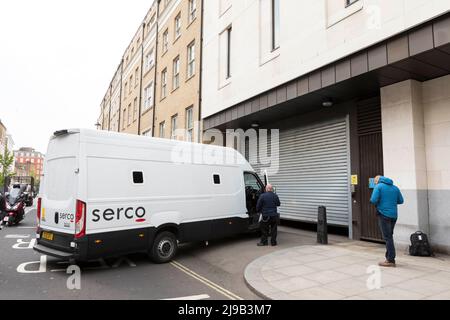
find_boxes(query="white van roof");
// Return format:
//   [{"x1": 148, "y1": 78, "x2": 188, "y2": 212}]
[{"x1": 50, "y1": 129, "x2": 254, "y2": 172}]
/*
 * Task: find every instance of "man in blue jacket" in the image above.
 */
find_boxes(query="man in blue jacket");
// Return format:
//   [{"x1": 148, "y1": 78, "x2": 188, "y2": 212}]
[
  {"x1": 370, "y1": 176, "x2": 404, "y2": 267},
  {"x1": 256, "y1": 184, "x2": 281, "y2": 247}
]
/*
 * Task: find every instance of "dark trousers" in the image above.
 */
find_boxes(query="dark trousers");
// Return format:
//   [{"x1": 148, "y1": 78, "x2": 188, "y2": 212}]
[
  {"x1": 378, "y1": 213, "x2": 397, "y2": 263},
  {"x1": 260, "y1": 215, "x2": 279, "y2": 245}
]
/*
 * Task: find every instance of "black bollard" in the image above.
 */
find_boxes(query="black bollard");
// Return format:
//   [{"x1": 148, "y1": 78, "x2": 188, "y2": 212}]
[{"x1": 317, "y1": 206, "x2": 328, "y2": 245}]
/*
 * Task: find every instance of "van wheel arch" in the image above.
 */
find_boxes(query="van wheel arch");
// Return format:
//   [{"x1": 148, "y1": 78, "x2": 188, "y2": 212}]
[{"x1": 155, "y1": 224, "x2": 180, "y2": 240}]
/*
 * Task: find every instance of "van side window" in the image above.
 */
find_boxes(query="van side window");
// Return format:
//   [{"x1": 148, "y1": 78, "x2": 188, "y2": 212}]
[
  {"x1": 133, "y1": 171, "x2": 144, "y2": 184},
  {"x1": 213, "y1": 174, "x2": 221, "y2": 185}
]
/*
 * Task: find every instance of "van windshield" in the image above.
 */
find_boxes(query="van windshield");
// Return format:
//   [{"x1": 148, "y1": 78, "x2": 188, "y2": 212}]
[{"x1": 45, "y1": 157, "x2": 76, "y2": 201}]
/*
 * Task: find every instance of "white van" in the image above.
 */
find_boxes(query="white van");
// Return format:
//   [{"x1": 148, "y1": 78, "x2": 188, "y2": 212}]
[{"x1": 34, "y1": 129, "x2": 265, "y2": 263}]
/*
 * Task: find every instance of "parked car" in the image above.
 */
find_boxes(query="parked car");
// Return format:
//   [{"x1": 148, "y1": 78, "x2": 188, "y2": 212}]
[{"x1": 34, "y1": 129, "x2": 265, "y2": 263}]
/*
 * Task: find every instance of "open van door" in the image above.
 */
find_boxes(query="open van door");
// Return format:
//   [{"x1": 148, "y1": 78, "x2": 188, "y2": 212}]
[
  {"x1": 35, "y1": 130, "x2": 82, "y2": 259},
  {"x1": 264, "y1": 170, "x2": 270, "y2": 187}
]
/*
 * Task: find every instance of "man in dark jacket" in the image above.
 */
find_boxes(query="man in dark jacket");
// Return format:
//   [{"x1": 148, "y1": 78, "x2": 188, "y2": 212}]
[
  {"x1": 256, "y1": 184, "x2": 281, "y2": 246},
  {"x1": 370, "y1": 176, "x2": 404, "y2": 267}
]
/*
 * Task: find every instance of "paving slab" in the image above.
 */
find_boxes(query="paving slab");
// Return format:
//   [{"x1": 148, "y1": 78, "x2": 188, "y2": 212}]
[{"x1": 244, "y1": 243, "x2": 450, "y2": 300}]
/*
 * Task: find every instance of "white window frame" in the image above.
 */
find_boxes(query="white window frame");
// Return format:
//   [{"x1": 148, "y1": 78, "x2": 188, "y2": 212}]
[
  {"x1": 175, "y1": 13, "x2": 182, "y2": 39},
  {"x1": 186, "y1": 107, "x2": 194, "y2": 142},
  {"x1": 146, "y1": 48, "x2": 155, "y2": 71},
  {"x1": 187, "y1": 41, "x2": 195, "y2": 78},
  {"x1": 159, "y1": 121, "x2": 165, "y2": 138},
  {"x1": 144, "y1": 82, "x2": 154, "y2": 111},
  {"x1": 163, "y1": 29, "x2": 169, "y2": 53},
  {"x1": 188, "y1": 0, "x2": 197, "y2": 23},
  {"x1": 171, "y1": 115, "x2": 178, "y2": 140},
  {"x1": 173, "y1": 56, "x2": 180, "y2": 90},
  {"x1": 161, "y1": 69, "x2": 168, "y2": 99}
]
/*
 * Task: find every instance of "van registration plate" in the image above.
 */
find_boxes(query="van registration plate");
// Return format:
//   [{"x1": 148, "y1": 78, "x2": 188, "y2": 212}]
[{"x1": 42, "y1": 232, "x2": 54, "y2": 241}]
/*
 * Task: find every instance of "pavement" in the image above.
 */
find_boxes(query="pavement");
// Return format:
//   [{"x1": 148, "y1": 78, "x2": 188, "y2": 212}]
[{"x1": 244, "y1": 240, "x2": 450, "y2": 300}]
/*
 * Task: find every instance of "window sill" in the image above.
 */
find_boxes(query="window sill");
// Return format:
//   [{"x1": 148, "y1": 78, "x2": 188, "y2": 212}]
[
  {"x1": 173, "y1": 35, "x2": 181, "y2": 44},
  {"x1": 141, "y1": 107, "x2": 153, "y2": 117},
  {"x1": 172, "y1": 86, "x2": 180, "y2": 93},
  {"x1": 143, "y1": 66, "x2": 154, "y2": 78},
  {"x1": 185, "y1": 74, "x2": 196, "y2": 82},
  {"x1": 187, "y1": 17, "x2": 197, "y2": 29}
]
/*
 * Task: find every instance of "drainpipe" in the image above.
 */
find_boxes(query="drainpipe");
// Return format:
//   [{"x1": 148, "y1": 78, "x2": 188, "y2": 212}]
[
  {"x1": 108, "y1": 84, "x2": 112, "y2": 131},
  {"x1": 197, "y1": 0, "x2": 205, "y2": 144},
  {"x1": 152, "y1": 1, "x2": 161, "y2": 137},
  {"x1": 118, "y1": 60, "x2": 124, "y2": 132},
  {"x1": 137, "y1": 23, "x2": 146, "y2": 135}
]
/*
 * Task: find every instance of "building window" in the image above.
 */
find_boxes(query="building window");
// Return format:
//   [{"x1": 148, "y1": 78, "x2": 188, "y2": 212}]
[
  {"x1": 144, "y1": 82, "x2": 154, "y2": 110},
  {"x1": 173, "y1": 56, "x2": 180, "y2": 90},
  {"x1": 129, "y1": 76, "x2": 133, "y2": 93},
  {"x1": 161, "y1": 68, "x2": 168, "y2": 99},
  {"x1": 187, "y1": 41, "x2": 195, "y2": 78},
  {"x1": 142, "y1": 129, "x2": 152, "y2": 137},
  {"x1": 127, "y1": 104, "x2": 132, "y2": 125},
  {"x1": 272, "y1": 0, "x2": 280, "y2": 50},
  {"x1": 226, "y1": 26, "x2": 232, "y2": 79},
  {"x1": 162, "y1": 29, "x2": 169, "y2": 53},
  {"x1": 124, "y1": 82, "x2": 128, "y2": 98},
  {"x1": 135, "y1": 68, "x2": 140, "y2": 87},
  {"x1": 123, "y1": 109, "x2": 127, "y2": 129},
  {"x1": 146, "y1": 48, "x2": 155, "y2": 71},
  {"x1": 133, "y1": 98, "x2": 138, "y2": 121},
  {"x1": 159, "y1": 121, "x2": 166, "y2": 138},
  {"x1": 175, "y1": 13, "x2": 182, "y2": 39},
  {"x1": 171, "y1": 115, "x2": 178, "y2": 140},
  {"x1": 213, "y1": 174, "x2": 221, "y2": 185},
  {"x1": 186, "y1": 107, "x2": 194, "y2": 142},
  {"x1": 188, "y1": 0, "x2": 197, "y2": 23}
]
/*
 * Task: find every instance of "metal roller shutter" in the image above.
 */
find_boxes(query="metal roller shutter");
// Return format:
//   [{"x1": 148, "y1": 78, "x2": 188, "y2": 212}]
[{"x1": 250, "y1": 117, "x2": 351, "y2": 226}]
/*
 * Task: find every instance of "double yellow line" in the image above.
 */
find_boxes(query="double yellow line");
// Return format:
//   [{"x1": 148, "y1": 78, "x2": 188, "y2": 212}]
[{"x1": 171, "y1": 261, "x2": 243, "y2": 301}]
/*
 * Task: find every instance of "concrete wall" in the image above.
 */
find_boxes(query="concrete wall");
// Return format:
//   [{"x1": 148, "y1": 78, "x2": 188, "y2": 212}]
[
  {"x1": 381, "y1": 75, "x2": 450, "y2": 253},
  {"x1": 423, "y1": 74, "x2": 450, "y2": 253},
  {"x1": 202, "y1": 0, "x2": 450, "y2": 118}
]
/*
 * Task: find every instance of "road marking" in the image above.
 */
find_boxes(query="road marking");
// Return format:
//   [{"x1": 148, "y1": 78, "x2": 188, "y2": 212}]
[
  {"x1": 17, "y1": 255, "x2": 47, "y2": 274},
  {"x1": 170, "y1": 261, "x2": 243, "y2": 301},
  {"x1": 163, "y1": 294, "x2": 210, "y2": 301},
  {"x1": 5, "y1": 235, "x2": 30, "y2": 239}
]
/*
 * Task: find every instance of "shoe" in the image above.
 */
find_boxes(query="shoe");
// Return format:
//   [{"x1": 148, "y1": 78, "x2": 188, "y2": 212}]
[
  {"x1": 271, "y1": 242, "x2": 277, "y2": 246},
  {"x1": 378, "y1": 260, "x2": 396, "y2": 268},
  {"x1": 257, "y1": 242, "x2": 268, "y2": 247}
]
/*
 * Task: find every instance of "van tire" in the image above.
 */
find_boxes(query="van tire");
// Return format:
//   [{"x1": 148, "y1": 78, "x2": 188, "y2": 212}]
[{"x1": 150, "y1": 231, "x2": 178, "y2": 264}]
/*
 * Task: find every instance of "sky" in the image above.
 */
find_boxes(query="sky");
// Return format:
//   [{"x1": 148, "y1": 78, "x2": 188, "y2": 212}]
[{"x1": 0, "y1": 0, "x2": 155, "y2": 153}]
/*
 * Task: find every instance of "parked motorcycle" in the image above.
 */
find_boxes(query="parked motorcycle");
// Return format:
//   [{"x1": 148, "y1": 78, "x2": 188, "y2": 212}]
[
  {"x1": 0, "y1": 192, "x2": 6, "y2": 230},
  {"x1": 1, "y1": 185, "x2": 26, "y2": 227}
]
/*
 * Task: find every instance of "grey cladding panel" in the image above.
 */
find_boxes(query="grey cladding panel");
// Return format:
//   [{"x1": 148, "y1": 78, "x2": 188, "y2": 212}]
[{"x1": 409, "y1": 25, "x2": 434, "y2": 56}]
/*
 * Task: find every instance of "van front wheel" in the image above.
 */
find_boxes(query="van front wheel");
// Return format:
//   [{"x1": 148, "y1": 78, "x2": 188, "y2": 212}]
[{"x1": 150, "y1": 231, "x2": 178, "y2": 264}]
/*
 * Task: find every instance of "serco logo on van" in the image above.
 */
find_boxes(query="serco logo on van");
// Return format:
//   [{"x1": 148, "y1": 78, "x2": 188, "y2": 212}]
[
  {"x1": 92, "y1": 207, "x2": 146, "y2": 223},
  {"x1": 55, "y1": 212, "x2": 75, "y2": 224}
]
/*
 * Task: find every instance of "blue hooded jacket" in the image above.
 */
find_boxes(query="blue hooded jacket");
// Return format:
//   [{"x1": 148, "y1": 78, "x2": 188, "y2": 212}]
[{"x1": 370, "y1": 177, "x2": 404, "y2": 219}]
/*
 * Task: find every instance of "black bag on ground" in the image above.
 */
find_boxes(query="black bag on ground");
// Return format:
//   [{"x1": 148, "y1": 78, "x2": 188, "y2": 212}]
[{"x1": 409, "y1": 231, "x2": 433, "y2": 257}]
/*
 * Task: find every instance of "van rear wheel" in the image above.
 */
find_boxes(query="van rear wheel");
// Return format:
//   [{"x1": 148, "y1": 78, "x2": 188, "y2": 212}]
[{"x1": 150, "y1": 231, "x2": 178, "y2": 264}]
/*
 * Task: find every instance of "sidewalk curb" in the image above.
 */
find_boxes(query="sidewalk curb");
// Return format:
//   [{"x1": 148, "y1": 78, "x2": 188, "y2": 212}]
[{"x1": 243, "y1": 274, "x2": 272, "y2": 301}]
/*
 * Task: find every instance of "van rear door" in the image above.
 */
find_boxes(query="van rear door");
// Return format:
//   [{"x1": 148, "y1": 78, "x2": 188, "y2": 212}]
[{"x1": 39, "y1": 131, "x2": 80, "y2": 242}]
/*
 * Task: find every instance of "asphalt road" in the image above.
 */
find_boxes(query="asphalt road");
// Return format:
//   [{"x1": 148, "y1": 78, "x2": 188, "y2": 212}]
[
  {"x1": 0, "y1": 207, "x2": 259, "y2": 300},
  {"x1": 1, "y1": 206, "x2": 343, "y2": 300}
]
